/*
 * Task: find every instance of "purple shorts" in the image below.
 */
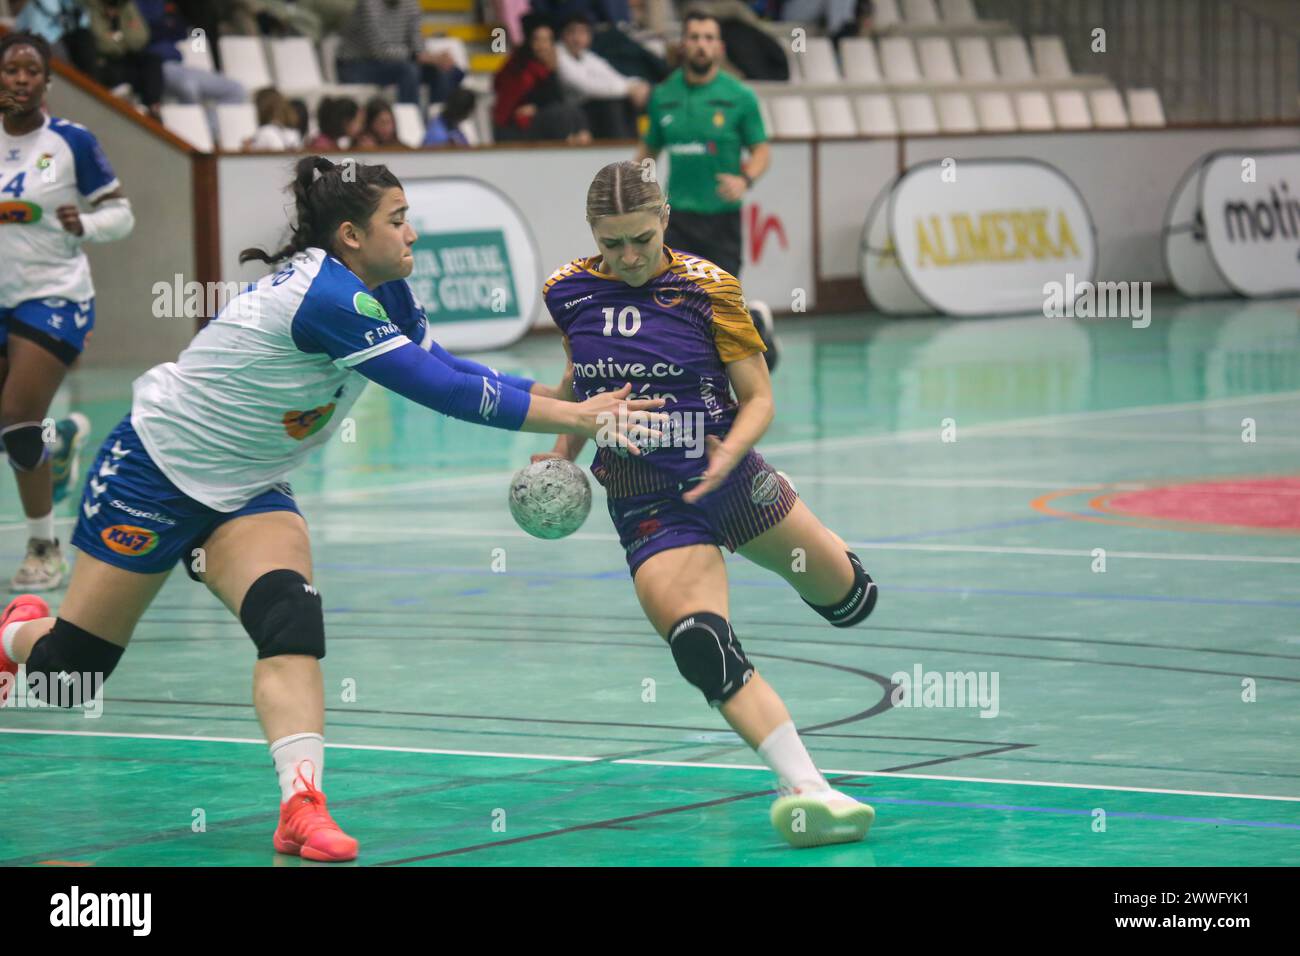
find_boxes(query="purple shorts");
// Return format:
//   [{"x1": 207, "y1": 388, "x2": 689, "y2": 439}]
[{"x1": 607, "y1": 450, "x2": 798, "y2": 577}]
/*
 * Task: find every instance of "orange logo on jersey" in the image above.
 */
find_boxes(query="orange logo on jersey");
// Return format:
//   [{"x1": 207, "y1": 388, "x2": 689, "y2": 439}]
[
  {"x1": 101, "y1": 525, "x2": 160, "y2": 556},
  {"x1": 713, "y1": 111, "x2": 725, "y2": 127},
  {"x1": 0, "y1": 201, "x2": 42, "y2": 224},
  {"x1": 282, "y1": 403, "x2": 336, "y2": 440},
  {"x1": 653, "y1": 289, "x2": 684, "y2": 309}
]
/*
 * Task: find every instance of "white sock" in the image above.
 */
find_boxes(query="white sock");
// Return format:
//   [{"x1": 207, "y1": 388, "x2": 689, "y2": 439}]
[
  {"x1": 269, "y1": 732, "x2": 325, "y2": 802},
  {"x1": 756, "y1": 720, "x2": 826, "y2": 792},
  {"x1": 28, "y1": 512, "x2": 55, "y2": 543},
  {"x1": 2, "y1": 621, "x2": 25, "y2": 662}
]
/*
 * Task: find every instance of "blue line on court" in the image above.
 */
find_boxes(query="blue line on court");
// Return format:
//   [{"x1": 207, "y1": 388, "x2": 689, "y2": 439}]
[
  {"x1": 863, "y1": 796, "x2": 1300, "y2": 829},
  {"x1": 316, "y1": 562, "x2": 1300, "y2": 608}
]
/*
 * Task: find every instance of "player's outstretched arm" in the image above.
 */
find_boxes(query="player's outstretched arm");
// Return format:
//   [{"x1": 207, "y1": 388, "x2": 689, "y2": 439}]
[
  {"x1": 534, "y1": 334, "x2": 589, "y2": 462},
  {"x1": 355, "y1": 343, "x2": 665, "y2": 453}
]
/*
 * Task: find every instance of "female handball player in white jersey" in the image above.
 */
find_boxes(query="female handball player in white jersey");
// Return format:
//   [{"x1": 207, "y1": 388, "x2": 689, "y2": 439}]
[
  {"x1": 1, "y1": 33, "x2": 134, "y2": 591},
  {"x1": 0, "y1": 155, "x2": 665, "y2": 862},
  {"x1": 534, "y1": 161, "x2": 878, "y2": 848}
]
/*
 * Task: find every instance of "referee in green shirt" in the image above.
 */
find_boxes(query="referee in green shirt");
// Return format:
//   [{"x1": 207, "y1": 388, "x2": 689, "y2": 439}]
[{"x1": 634, "y1": 9, "x2": 779, "y2": 369}]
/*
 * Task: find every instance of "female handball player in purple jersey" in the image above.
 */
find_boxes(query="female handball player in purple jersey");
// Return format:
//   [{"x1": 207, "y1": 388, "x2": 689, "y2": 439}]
[{"x1": 533, "y1": 161, "x2": 879, "y2": 848}]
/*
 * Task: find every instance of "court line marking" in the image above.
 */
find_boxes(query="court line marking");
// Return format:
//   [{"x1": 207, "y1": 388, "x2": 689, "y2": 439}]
[
  {"x1": 3, "y1": 728, "x2": 1297, "y2": 804},
  {"x1": 305, "y1": 523, "x2": 1300, "y2": 565}
]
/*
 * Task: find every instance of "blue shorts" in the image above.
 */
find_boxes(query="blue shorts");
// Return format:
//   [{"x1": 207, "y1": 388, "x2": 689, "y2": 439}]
[
  {"x1": 71, "y1": 416, "x2": 302, "y2": 578},
  {"x1": 0, "y1": 297, "x2": 95, "y2": 365},
  {"x1": 608, "y1": 450, "x2": 798, "y2": 578}
]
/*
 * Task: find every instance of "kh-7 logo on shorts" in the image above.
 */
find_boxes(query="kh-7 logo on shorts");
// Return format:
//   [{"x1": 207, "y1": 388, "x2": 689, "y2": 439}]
[{"x1": 100, "y1": 525, "x2": 160, "y2": 556}]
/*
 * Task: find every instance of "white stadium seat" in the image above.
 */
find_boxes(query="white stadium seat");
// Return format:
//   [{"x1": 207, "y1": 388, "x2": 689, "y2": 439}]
[
  {"x1": 219, "y1": 36, "x2": 273, "y2": 92},
  {"x1": 175, "y1": 37, "x2": 214, "y2": 73},
  {"x1": 917, "y1": 37, "x2": 960, "y2": 82},
  {"x1": 801, "y1": 37, "x2": 842, "y2": 84},
  {"x1": 1031, "y1": 36, "x2": 1072, "y2": 79},
  {"x1": 161, "y1": 104, "x2": 214, "y2": 152},
  {"x1": 902, "y1": 0, "x2": 940, "y2": 25},
  {"x1": 974, "y1": 91, "x2": 1018, "y2": 131},
  {"x1": 873, "y1": 0, "x2": 902, "y2": 30},
  {"x1": 1051, "y1": 90, "x2": 1092, "y2": 128},
  {"x1": 956, "y1": 37, "x2": 998, "y2": 82},
  {"x1": 392, "y1": 102, "x2": 425, "y2": 147},
  {"x1": 993, "y1": 36, "x2": 1036, "y2": 81},
  {"x1": 940, "y1": 0, "x2": 978, "y2": 23},
  {"x1": 1089, "y1": 88, "x2": 1129, "y2": 127},
  {"x1": 855, "y1": 94, "x2": 899, "y2": 135},
  {"x1": 879, "y1": 37, "x2": 922, "y2": 83},
  {"x1": 771, "y1": 97, "x2": 813, "y2": 138},
  {"x1": 758, "y1": 97, "x2": 776, "y2": 137},
  {"x1": 771, "y1": 96, "x2": 816, "y2": 138},
  {"x1": 839, "y1": 37, "x2": 883, "y2": 83},
  {"x1": 1127, "y1": 88, "x2": 1166, "y2": 126},
  {"x1": 215, "y1": 103, "x2": 257, "y2": 150},
  {"x1": 813, "y1": 96, "x2": 858, "y2": 137},
  {"x1": 319, "y1": 34, "x2": 342, "y2": 83},
  {"x1": 1014, "y1": 90, "x2": 1055, "y2": 130},
  {"x1": 935, "y1": 92, "x2": 979, "y2": 132},
  {"x1": 424, "y1": 37, "x2": 470, "y2": 73},
  {"x1": 895, "y1": 93, "x2": 939, "y2": 134},
  {"x1": 268, "y1": 37, "x2": 326, "y2": 93}
]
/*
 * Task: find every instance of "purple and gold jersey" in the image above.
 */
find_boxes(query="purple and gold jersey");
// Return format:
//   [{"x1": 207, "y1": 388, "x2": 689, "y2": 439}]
[{"x1": 543, "y1": 246, "x2": 766, "y2": 498}]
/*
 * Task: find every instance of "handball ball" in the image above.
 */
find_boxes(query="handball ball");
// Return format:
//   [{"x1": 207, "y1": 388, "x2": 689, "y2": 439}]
[{"x1": 508, "y1": 458, "x2": 592, "y2": 539}]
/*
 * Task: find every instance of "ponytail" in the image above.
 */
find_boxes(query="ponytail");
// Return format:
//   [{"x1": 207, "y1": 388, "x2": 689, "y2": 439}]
[{"x1": 240, "y1": 155, "x2": 402, "y2": 266}]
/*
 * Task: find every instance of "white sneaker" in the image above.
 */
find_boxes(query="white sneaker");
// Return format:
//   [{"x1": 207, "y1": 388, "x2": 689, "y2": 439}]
[
  {"x1": 9, "y1": 538, "x2": 67, "y2": 592},
  {"x1": 770, "y1": 783, "x2": 875, "y2": 849}
]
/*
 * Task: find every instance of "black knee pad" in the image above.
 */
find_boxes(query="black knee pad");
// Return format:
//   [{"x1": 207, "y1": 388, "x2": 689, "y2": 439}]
[
  {"x1": 25, "y1": 618, "x2": 122, "y2": 707},
  {"x1": 1, "y1": 422, "x2": 49, "y2": 471},
  {"x1": 804, "y1": 551, "x2": 877, "y2": 628},
  {"x1": 239, "y1": 569, "x2": 325, "y2": 660},
  {"x1": 667, "y1": 611, "x2": 755, "y2": 708}
]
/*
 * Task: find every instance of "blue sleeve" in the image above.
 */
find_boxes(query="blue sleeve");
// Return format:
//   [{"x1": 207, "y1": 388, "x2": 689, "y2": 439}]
[
  {"x1": 373, "y1": 278, "x2": 535, "y2": 391},
  {"x1": 355, "y1": 341, "x2": 532, "y2": 430},
  {"x1": 424, "y1": 336, "x2": 536, "y2": 393},
  {"x1": 51, "y1": 121, "x2": 119, "y2": 200},
  {"x1": 291, "y1": 277, "x2": 408, "y2": 367},
  {"x1": 372, "y1": 279, "x2": 430, "y2": 342}
]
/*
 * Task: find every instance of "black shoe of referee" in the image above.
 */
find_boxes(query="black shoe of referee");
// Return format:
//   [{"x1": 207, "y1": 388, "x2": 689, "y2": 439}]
[{"x1": 749, "y1": 299, "x2": 780, "y2": 373}]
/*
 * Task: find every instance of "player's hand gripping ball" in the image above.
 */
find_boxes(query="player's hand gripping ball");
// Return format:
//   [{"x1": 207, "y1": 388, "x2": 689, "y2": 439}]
[{"x1": 509, "y1": 458, "x2": 593, "y2": 539}]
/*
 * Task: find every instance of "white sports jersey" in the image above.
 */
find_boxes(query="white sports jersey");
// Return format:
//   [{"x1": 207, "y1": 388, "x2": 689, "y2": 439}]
[
  {"x1": 0, "y1": 114, "x2": 119, "y2": 308},
  {"x1": 132, "y1": 248, "x2": 426, "y2": 512}
]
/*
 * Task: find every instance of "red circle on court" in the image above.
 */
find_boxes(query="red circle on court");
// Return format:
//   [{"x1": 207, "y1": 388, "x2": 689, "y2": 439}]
[{"x1": 1096, "y1": 478, "x2": 1300, "y2": 530}]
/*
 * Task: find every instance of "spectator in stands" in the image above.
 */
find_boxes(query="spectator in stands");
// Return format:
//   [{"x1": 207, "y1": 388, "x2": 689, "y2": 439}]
[
  {"x1": 589, "y1": 0, "x2": 671, "y2": 85},
  {"x1": 224, "y1": 0, "x2": 357, "y2": 41},
  {"x1": 354, "y1": 94, "x2": 403, "y2": 148},
  {"x1": 422, "y1": 86, "x2": 475, "y2": 147},
  {"x1": 335, "y1": 0, "x2": 464, "y2": 106},
  {"x1": 245, "y1": 86, "x2": 304, "y2": 149},
  {"x1": 779, "y1": 0, "x2": 864, "y2": 39},
  {"x1": 555, "y1": 11, "x2": 648, "y2": 139},
  {"x1": 529, "y1": 0, "x2": 632, "y2": 28},
  {"x1": 175, "y1": 0, "x2": 226, "y2": 70},
  {"x1": 830, "y1": 0, "x2": 875, "y2": 43},
  {"x1": 10, "y1": 0, "x2": 98, "y2": 74},
  {"x1": 136, "y1": 0, "x2": 246, "y2": 126},
  {"x1": 80, "y1": 0, "x2": 165, "y2": 119},
  {"x1": 304, "y1": 94, "x2": 361, "y2": 149},
  {"x1": 289, "y1": 96, "x2": 309, "y2": 137},
  {"x1": 492, "y1": 14, "x2": 590, "y2": 144}
]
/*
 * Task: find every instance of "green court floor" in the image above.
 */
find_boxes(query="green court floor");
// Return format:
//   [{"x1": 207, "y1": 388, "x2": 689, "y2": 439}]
[{"x1": 2, "y1": 292, "x2": 1298, "y2": 866}]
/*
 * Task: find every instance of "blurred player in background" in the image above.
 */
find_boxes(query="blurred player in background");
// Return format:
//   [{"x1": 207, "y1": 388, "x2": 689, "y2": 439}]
[
  {"x1": 634, "y1": 9, "x2": 779, "y2": 370},
  {"x1": 533, "y1": 161, "x2": 878, "y2": 848},
  {"x1": 0, "y1": 32, "x2": 135, "y2": 591},
  {"x1": 0, "y1": 156, "x2": 665, "y2": 862}
]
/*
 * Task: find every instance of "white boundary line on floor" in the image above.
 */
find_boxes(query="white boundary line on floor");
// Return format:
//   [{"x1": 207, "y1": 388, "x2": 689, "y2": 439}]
[{"x1": 2, "y1": 727, "x2": 1297, "y2": 804}]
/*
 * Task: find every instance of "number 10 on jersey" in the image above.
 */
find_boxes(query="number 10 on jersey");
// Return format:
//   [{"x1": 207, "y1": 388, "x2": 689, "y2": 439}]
[{"x1": 602, "y1": 306, "x2": 641, "y2": 337}]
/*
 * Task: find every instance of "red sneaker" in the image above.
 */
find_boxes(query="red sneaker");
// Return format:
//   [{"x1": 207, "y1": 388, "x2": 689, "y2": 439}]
[
  {"x1": 272, "y1": 761, "x2": 358, "y2": 862},
  {"x1": 0, "y1": 595, "x2": 50, "y2": 706}
]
